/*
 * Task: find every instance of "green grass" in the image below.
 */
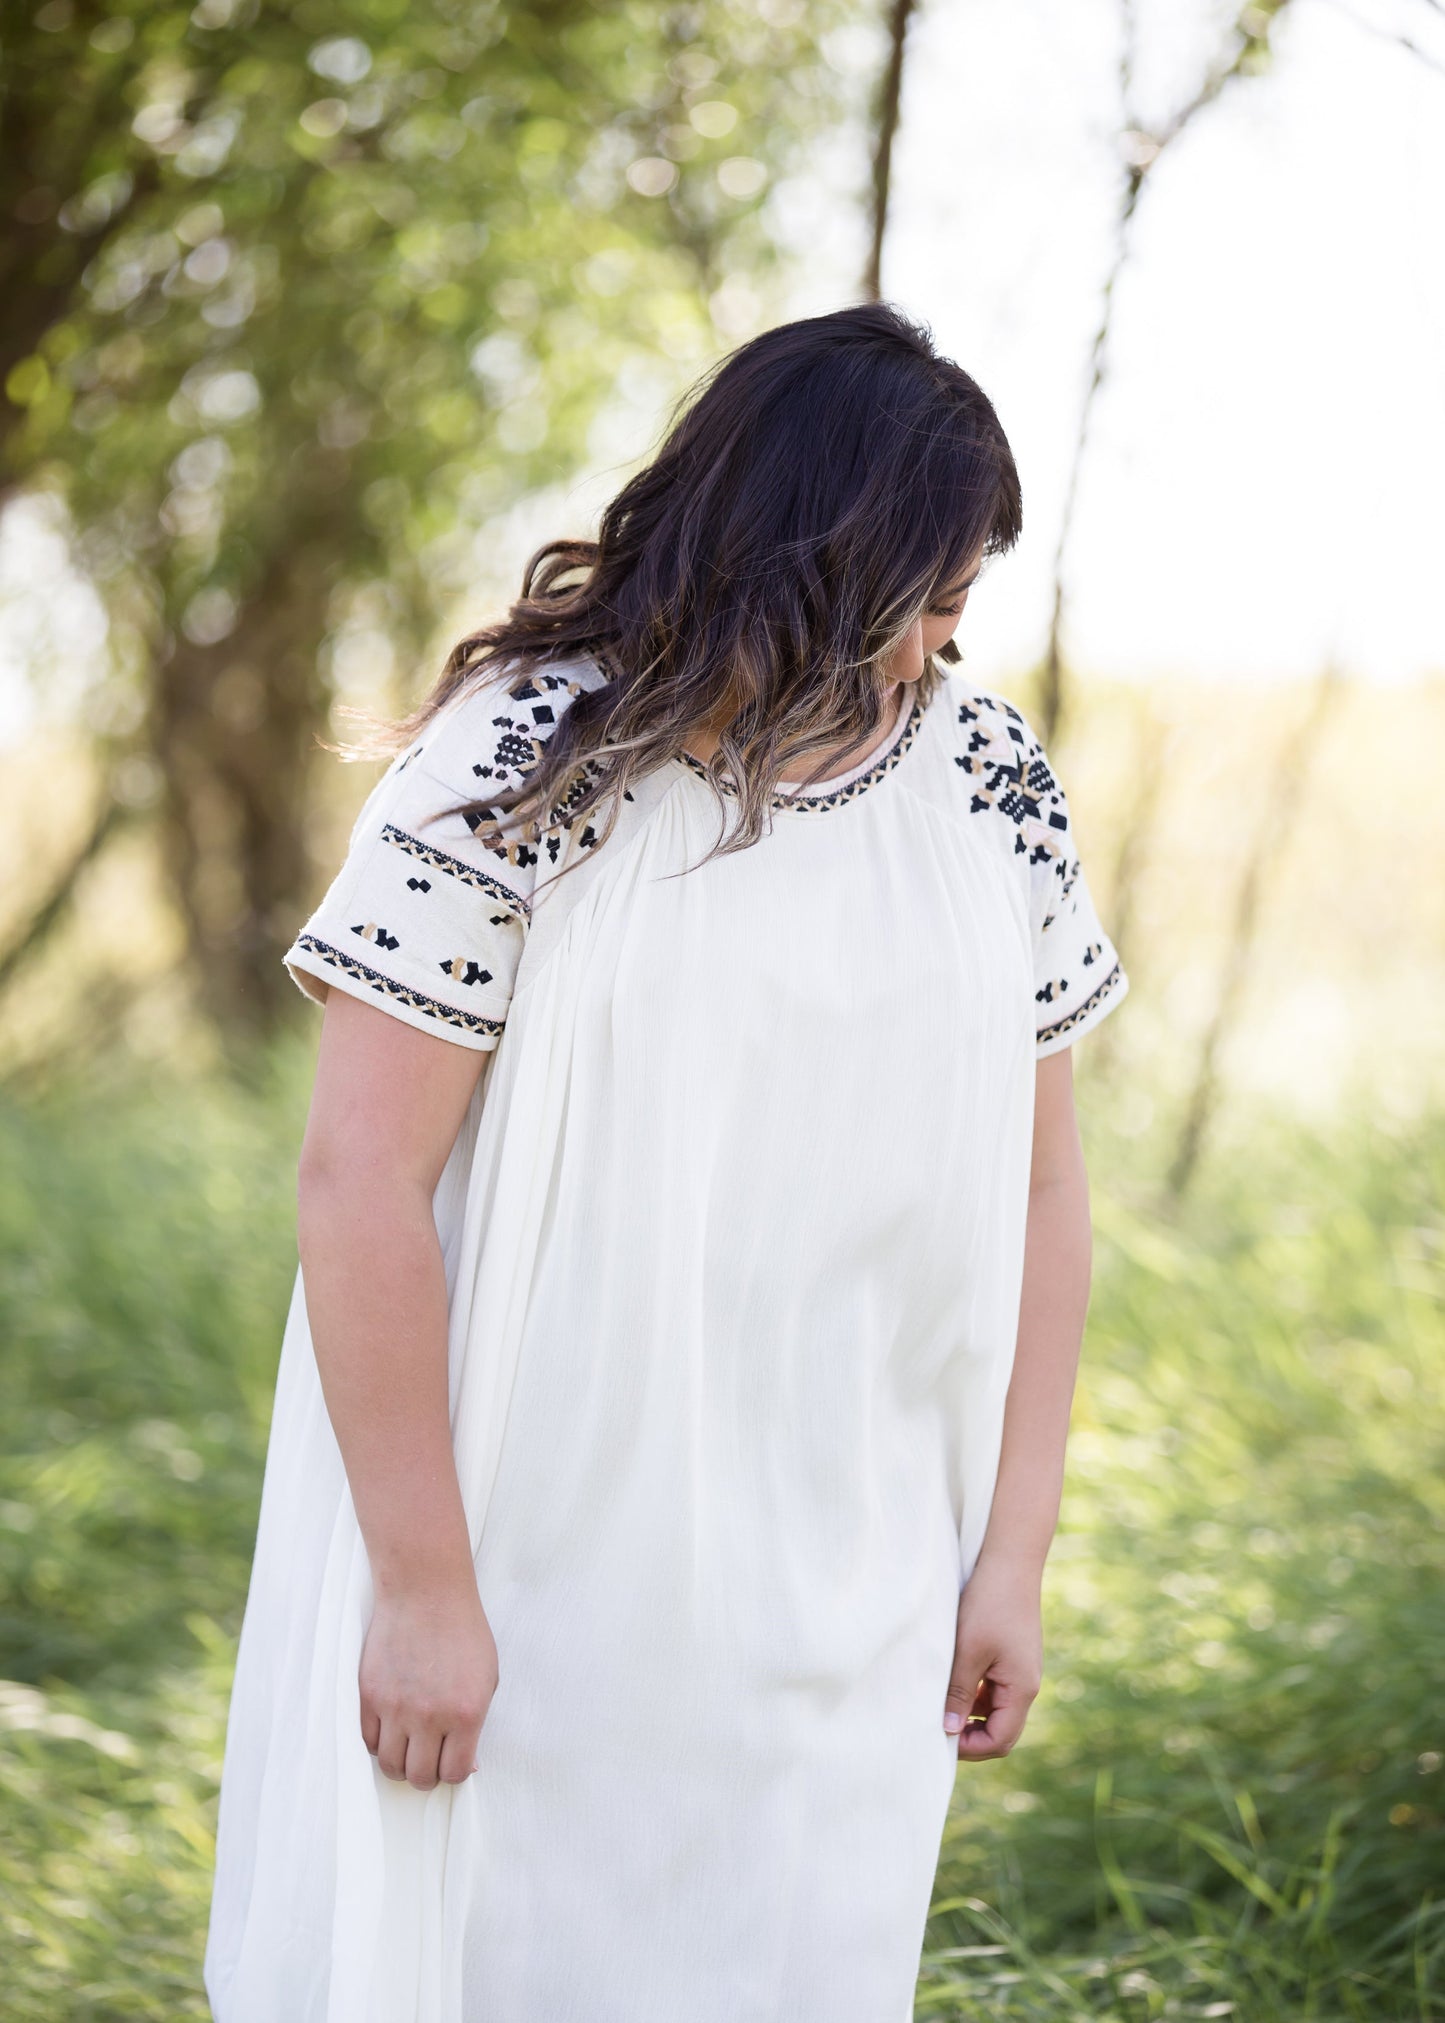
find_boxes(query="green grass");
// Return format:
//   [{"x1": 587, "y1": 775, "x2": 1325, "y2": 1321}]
[
  {"x1": 0, "y1": 1042, "x2": 1440, "y2": 2020},
  {"x1": 922, "y1": 1101, "x2": 1445, "y2": 2020}
]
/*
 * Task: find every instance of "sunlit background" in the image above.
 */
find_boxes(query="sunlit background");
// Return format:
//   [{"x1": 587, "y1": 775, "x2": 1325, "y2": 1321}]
[{"x1": 2, "y1": 1, "x2": 1441, "y2": 2016}]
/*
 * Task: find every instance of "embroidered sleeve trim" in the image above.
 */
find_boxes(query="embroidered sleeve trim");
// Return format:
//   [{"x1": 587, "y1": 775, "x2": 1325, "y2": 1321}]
[
  {"x1": 380, "y1": 823, "x2": 530, "y2": 920},
  {"x1": 1036, "y1": 960, "x2": 1125, "y2": 1046},
  {"x1": 293, "y1": 934, "x2": 506, "y2": 1038}
]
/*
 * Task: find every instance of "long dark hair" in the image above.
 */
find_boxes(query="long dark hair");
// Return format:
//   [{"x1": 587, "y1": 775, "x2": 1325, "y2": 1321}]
[{"x1": 342, "y1": 301, "x2": 1022, "y2": 879}]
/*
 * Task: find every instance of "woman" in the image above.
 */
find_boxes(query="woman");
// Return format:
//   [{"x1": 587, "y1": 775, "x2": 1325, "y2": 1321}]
[{"x1": 205, "y1": 301, "x2": 1129, "y2": 2023}]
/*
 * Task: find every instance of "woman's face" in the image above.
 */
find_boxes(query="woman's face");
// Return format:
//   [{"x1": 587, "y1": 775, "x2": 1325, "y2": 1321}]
[{"x1": 884, "y1": 550, "x2": 984, "y2": 686}]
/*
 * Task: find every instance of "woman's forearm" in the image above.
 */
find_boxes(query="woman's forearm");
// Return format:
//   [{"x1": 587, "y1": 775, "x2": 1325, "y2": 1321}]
[
  {"x1": 298, "y1": 1167, "x2": 475, "y2": 1600},
  {"x1": 973, "y1": 1167, "x2": 1093, "y2": 1580}
]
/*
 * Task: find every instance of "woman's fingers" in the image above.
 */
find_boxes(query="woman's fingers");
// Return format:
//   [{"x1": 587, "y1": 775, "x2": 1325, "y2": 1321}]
[
  {"x1": 955, "y1": 1684, "x2": 1031, "y2": 1760},
  {"x1": 437, "y1": 1726, "x2": 480, "y2": 1786},
  {"x1": 362, "y1": 1702, "x2": 482, "y2": 1787},
  {"x1": 403, "y1": 1728, "x2": 445, "y2": 1790},
  {"x1": 368, "y1": 1719, "x2": 474, "y2": 1788},
  {"x1": 375, "y1": 1716, "x2": 409, "y2": 1783},
  {"x1": 943, "y1": 1638, "x2": 991, "y2": 1735},
  {"x1": 945, "y1": 1635, "x2": 1039, "y2": 1760},
  {"x1": 356, "y1": 1586, "x2": 500, "y2": 1787}
]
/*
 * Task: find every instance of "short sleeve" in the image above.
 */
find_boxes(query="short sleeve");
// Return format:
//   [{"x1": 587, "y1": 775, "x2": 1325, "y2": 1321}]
[
  {"x1": 282, "y1": 672, "x2": 573, "y2": 1051},
  {"x1": 1019, "y1": 717, "x2": 1130, "y2": 1058}
]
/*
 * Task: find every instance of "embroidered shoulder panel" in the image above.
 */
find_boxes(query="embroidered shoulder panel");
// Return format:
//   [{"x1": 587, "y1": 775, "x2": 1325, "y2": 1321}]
[
  {"x1": 953, "y1": 689, "x2": 1079, "y2": 931},
  {"x1": 455, "y1": 669, "x2": 607, "y2": 872}
]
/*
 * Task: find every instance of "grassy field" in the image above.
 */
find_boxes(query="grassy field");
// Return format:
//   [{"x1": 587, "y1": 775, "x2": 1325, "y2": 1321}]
[{"x1": 0, "y1": 1037, "x2": 1440, "y2": 2020}]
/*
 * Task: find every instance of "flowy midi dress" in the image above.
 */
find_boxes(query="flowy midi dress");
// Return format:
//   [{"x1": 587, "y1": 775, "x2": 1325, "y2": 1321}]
[{"x1": 205, "y1": 651, "x2": 1129, "y2": 2023}]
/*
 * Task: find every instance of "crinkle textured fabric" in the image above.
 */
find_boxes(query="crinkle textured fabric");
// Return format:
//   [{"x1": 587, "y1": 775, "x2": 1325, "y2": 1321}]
[{"x1": 205, "y1": 655, "x2": 1128, "y2": 2023}]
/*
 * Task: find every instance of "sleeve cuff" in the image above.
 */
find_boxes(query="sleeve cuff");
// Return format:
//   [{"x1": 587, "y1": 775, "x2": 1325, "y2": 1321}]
[
  {"x1": 1036, "y1": 959, "x2": 1129, "y2": 1058},
  {"x1": 283, "y1": 933, "x2": 507, "y2": 1053}
]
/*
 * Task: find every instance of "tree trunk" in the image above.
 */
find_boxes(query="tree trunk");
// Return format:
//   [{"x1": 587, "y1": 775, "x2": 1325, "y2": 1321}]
[
  {"x1": 863, "y1": 0, "x2": 917, "y2": 302},
  {"x1": 149, "y1": 536, "x2": 338, "y2": 1039}
]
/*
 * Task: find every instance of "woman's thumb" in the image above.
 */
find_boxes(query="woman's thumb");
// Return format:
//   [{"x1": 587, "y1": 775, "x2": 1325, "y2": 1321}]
[{"x1": 943, "y1": 1641, "x2": 987, "y2": 1734}]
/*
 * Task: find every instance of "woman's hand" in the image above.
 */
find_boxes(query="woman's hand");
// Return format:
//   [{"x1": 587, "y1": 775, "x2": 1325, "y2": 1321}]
[
  {"x1": 943, "y1": 1553, "x2": 1044, "y2": 1761},
  {"x1": 359, "y1": 1577, "x2": 500, "y2": 1791}
]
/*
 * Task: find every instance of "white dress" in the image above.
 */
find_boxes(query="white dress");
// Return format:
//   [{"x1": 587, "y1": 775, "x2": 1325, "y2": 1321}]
[{"x1": 205, "y1": 653, "x2": 1128, "y2": 2023}]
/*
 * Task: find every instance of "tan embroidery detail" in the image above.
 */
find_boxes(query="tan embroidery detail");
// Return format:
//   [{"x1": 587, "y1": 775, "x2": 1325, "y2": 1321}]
[
  {"x1": 381, "y1": 824, "x2": 530, "y2": 922},
  {"x1": 295, "y1": 935, "x2": 504, "y2": 1038},
  {"x1": 1037, "y1": 961, "x2": 1124, "y2": 1045}
]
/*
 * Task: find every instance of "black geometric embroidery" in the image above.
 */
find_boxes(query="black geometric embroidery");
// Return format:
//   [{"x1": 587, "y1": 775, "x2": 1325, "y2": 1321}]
[
  {"x1": 675, "y1": 692, "x2": 925, "y2": 814},
  {"x1": 440, "y1": 957, "x2": 494, "y2": 989},
  {"x1": 485, "y1": 726, "x2": 538, "y2": 781},
  {"x1": 953, "y1": 692, "x2": 1080, "y2": 928},
  {"x1": 1036, "y1": 941, "x2": 1107, "y2": 1007},
  {"x1": 950, "y1": 688, "x2": 1127, "y2": 1047},
  {"x1": 381, "y1": 823, "x2": 529, "y2": 921},
  {"x1": 351, "y1": 921, "x2": 400, "y2": 952},
  {"x1": 1037, "y1": 962, "x2": 1124, "y2": 1046},
  {"x1": 462, "y1": 815, "x2": 541, "y2": 875},
  {"x1": 295, "y1": 935, "x2": 504, "y2": 1039},
  {"x1": 406, "y1": 876, "x2": 431, "y2": 893},
  {"x1": 458, "y1": 672, "x2": 610, "y2": 872},
  {"x1": 466, "y1": 671, "x2": 589, "y2": 797},
  {"x1": 386, "y1": 662, "x2": 618, "y2": 879}
]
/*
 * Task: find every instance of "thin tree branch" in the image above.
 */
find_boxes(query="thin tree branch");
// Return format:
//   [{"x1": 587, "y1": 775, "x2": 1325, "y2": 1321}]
[
  {"x1": 1317, "y1": 0, "x2": 1445, "y2": 79},
  {"x1": 0, "y1": 791, "x2": 132, "y2": 995},
  {"x1": 1084, "y1": 697, "x2": 1172, "y2": 1082},
  {"x1": 1166, "y1": 663, "x2": 1343, "y2": 1198},
  {"x1": 1040, "y1": 0, "x2": 1296, "y2": 747},
  {"x1": 863, "y1": 0, "x2": 917, "y2": 302}
]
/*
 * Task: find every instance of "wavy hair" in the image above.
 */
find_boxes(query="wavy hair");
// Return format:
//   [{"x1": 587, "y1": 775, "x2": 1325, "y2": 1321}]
[{"x1": 340, "y1": 301, "x2": 1022, "y2": 883}]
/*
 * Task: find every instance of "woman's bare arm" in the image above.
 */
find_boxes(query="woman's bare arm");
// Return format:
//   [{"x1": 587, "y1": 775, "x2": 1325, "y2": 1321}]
[
  {"x1": 943, "y1": 1045, "x2": 1094, "y2": 1758},
  {"x1": 297, "y1": 987, "x2": 498, "y2": 1790},
  {"x1": 975, "y1": 1046, "x2": 1094, "y2": 1577}
]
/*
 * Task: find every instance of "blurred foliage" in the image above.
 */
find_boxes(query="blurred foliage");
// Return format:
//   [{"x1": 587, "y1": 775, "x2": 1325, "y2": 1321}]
[
  {"x1": 0, "y1": 1048, "x2": 304, "y2": 1682},
  {"x1": 0, "y1": 1049, "x2": 1440, "y2": 2017},
  {"x1": 923, "y1": 1098, "x2": 1445, "y2": 2018},
  {"x1": 1, "y1": 0, "x2": 858, "y2": 1032}
]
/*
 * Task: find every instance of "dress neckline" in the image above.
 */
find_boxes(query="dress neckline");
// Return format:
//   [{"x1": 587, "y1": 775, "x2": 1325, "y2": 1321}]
[{"x1": 676, "y1": 681, "x2": 926, "y2": 814}]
